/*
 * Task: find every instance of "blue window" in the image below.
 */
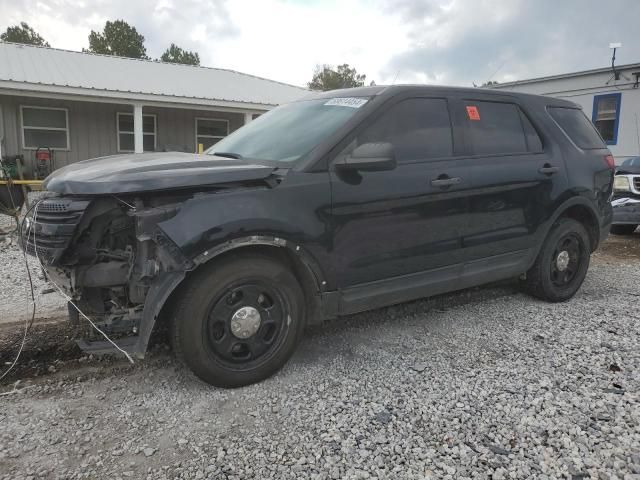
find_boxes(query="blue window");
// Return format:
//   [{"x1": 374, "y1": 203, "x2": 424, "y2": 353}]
[{"x1": 592, "y1": 93, "x2": 621, "y2": 145}]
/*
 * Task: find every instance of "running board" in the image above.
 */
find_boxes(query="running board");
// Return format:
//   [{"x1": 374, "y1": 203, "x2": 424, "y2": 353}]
[{"x1": 76, "y1": 336, "x2": 139, "y2": 356}]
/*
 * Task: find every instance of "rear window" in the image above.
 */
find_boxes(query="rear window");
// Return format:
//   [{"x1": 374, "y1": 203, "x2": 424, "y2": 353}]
[{"x1": 548, "y1": 107, "x2": 606, "y2": 149}]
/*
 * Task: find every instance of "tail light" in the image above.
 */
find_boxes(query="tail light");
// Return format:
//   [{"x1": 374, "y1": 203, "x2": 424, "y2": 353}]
[{"x1": 604, "y1": 154, "x2": 616, "y2": 169}]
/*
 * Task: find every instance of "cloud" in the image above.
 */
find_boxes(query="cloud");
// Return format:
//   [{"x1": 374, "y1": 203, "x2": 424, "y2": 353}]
[
  {"x1": 0, "y1": 0, "x2": 239, "y2": 67},
  {"x1": 0, "y1": 0, "x2": 639, "y2": 87},
  {"x1": 380, "y1": 0, "x2": 640, "y2": 85}
]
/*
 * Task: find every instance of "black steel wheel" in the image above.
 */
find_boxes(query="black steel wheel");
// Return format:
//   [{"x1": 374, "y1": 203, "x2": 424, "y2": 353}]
[
  {"x1": 171, "y1": 254, "x2": 305, "y2": 388},
  {"x1": 523, "y1": 218, "x2": 590, "y2": 302},
  {"x1": 549, "y1": 233, "x2": 582, "y2": 288},
  {"x1": 205, "y1": 282, "x2": 288, "y2": 367}
]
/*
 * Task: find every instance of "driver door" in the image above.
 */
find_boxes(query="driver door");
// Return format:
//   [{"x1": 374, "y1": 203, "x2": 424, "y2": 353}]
[{"x1": 328, "y1": 96, "x2": 472, "y2": 309}]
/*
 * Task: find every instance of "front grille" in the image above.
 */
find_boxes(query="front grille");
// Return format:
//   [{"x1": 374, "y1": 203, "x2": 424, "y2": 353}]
[
  {"x1": 634, "y1": 176, "x2": 640, "y2": 192},
  {"x1": 23, "y1": 197, "x2": 91, "y2": 265},
  {"x1": 36, "y1": 200, "x2": 71, "y2": 213}
]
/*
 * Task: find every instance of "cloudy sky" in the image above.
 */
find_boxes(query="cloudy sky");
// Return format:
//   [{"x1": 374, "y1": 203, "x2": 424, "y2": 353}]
[{"x1": 2, "y1": 0, "x2": 639, "y2": 88}]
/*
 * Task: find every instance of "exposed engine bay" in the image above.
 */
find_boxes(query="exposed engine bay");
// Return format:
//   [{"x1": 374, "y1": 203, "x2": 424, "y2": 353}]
[{"x1": 25, "y1": 193, "x2": 193, "y2": 355}]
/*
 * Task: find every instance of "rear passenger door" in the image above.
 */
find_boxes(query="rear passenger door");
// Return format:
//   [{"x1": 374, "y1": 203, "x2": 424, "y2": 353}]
[{"x1": 458, "y1": 96, "x2": 568, "y2": 266}]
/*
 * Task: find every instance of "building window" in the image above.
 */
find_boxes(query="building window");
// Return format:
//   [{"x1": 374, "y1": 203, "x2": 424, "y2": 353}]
[
  {"x1": 195, "y1": 118, "x2": 229, "y2": 152},
  {"x1": 117, "y1": 112, "x2": 156, "y2": 152},
  {"x1": 20, "y1": 106, "x2": 69, "y2": 150},
  {"x1": 592, "y1": 93, "x2": 621, "y2": 145}
]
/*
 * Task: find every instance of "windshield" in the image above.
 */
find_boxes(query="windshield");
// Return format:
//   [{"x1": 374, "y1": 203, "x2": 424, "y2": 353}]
[
  {"x1": 622, "y1": 157, "x2": 640, "y2": 167},
  {"x1": 206, "y1": 97, "x2": 369, "y2": 163}
]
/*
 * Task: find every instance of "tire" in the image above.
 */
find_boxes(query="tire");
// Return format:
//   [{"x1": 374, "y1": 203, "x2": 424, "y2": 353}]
[
  {"x1": 610, "y1": 224, "x2": 638, "y2": 235},
  {"x1": 171, "y1": 254, "x2": 305, "y2": 388},
  {"x1": 523, "y1": 218, "x2": 591, "y2": 302}
]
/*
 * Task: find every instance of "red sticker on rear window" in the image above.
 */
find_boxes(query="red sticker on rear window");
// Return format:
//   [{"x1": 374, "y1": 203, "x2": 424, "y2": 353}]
[{"x1": 466, "y1": 106, "x2": 480, "y2": 121}]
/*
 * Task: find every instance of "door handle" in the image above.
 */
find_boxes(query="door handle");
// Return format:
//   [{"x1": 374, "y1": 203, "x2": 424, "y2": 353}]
[
  {"x1": 538, "y1": 164, "x2": 560, "y2": 175},
  {"x1": 431, "y1": 176, "x2": 461, "y2": 187}
]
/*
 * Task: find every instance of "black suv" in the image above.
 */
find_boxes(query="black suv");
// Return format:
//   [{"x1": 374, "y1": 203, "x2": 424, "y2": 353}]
[{"x1": 25, "y1": 86, "x2": 614, "y2": 387}]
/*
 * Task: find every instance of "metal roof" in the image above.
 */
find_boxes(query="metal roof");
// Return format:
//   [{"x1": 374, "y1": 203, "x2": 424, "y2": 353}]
[
  {"x1": 492, "y1": 62, "x2": 640, "y2": 88},
  {"x1": 0, "y1": 42, "x2": 309, "y2": 108}
]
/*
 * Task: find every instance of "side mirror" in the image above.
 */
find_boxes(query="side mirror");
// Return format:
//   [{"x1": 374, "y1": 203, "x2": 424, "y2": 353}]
[{"x1": 335, "y1": 142, "x2": 396, "y2": 172}]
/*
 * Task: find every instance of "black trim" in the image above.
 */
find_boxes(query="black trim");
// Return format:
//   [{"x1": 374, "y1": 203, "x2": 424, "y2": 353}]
[{"x1": 331, "y1": 249, "x2": 531, "y2": 316}]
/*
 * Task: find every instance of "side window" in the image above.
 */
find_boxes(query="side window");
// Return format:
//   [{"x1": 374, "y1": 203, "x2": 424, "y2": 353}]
[
  {"x1": 357, "y1": 98, "x2": 453, "y2": 163},
  {"x1": 463, "y1": 101, "x2": 530, "y2": 155}
]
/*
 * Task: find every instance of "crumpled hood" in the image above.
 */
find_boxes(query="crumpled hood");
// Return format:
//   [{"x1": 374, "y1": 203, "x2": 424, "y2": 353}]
[{"x1": 43, "y1": 152, "x2": 276, "y2": 195}]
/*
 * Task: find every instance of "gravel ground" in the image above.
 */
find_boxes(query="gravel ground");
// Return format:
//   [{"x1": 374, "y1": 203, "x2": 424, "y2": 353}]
[
  {"x1": 0, "y1": 194, "x2": 66, "y2": 324},
  {"x1": 0, "y1": 230, "x2": 638, "y2": 479}
]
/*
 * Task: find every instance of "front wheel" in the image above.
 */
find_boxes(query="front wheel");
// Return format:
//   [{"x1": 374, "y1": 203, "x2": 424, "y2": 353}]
[
  {"x1": 522, "y1": 218, "x2": 591, "y2": 302},
  {"x1": 171, "y1": 254, "x2": 305, "y2": 388}
]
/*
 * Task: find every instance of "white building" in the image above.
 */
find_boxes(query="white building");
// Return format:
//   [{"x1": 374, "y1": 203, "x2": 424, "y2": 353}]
[{"x1": 493, "y1": 63, "x2": 640, "y2": 164}]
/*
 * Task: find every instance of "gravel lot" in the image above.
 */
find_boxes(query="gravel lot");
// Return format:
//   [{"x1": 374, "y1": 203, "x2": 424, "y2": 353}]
[
  {"x1": 0, "y1": 224, "x2": 638, "y2": 479},
  {"x1": 0, "y1": 195, "x2": 66, "y2": 325}
]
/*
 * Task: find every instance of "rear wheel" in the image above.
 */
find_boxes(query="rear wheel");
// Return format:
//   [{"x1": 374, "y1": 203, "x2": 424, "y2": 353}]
[
  {"x1": 610, "y1": 224, "x2": 637, "y2": 235},
  {"x1": 523, "y1": 218, "x2": 590, "y2": 302},
  {"x1": 171, "y1": 254, "x2": 305, "y2": 387}
]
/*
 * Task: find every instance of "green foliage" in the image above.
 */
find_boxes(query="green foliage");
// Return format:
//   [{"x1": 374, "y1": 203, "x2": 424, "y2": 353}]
[
  {"x1": 160, "y1": 43, "x2": 200, "y2": 66},
  {"x1": 308, "y1": 64, "x2": 370, "y2": 91},
  {"x1": 86, "y1": 20, "x2": 148, "y2": 59},
  {"x1": 1, "y1": 22, "x2": 50, "y2": 46}
]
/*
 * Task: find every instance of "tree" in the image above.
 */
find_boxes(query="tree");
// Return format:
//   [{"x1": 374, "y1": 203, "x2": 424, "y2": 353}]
[
  {"x1": 160, "y1": 43, "x2": 200, "y2": 66},
  {"x1": 86, "y1": 20, "x2": 147, "y2": 59},
  {"x1": 308, "y1": 64, "x2": 370, "y2": 91},
  {"x1": 1, "y1": 22, "x2": 50, "y2": 46}
]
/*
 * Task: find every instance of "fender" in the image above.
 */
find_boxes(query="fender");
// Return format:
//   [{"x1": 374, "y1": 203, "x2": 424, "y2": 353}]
[
  {"x1": 155, "y1": 174, "x2": 333, "y2": 284},
  {"x1": 132, "y1": 270, "x2": 185, "y2": 359},
  {"x1": 527, "y1": 195, "x2": 602, "y2": 269},
  {"x1": 191, "y1": 234, "x2": 330, "y2": 294},
  {"x1": 131, "y1": 234, "x2": 330, "y2": 357}
]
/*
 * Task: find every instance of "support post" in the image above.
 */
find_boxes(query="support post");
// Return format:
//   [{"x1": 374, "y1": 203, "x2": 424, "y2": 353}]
[
  {"x1": 244, "y1": 112, "x2": 253, "y2": 125},
  {"x1": 133, "y1": 104, "x2": 144, "y2": 153}
]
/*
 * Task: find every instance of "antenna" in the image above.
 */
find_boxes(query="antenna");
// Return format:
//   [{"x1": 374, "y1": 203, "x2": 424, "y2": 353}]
[
  {"x1": 485, "y1": 61, "x2": 506, "y2": 86},
  {"x1": 610, "y1": 42, "x2": 622, "y2": 81}
]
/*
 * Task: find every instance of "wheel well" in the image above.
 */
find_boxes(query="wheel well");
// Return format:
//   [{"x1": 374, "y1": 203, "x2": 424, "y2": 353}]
[
  {"x1": 208, "y1": 245, "x2": 321, "y2": 303},
  {"x1": 560, "y1": 205, "x2": 599, "y2": 251},
  {"x1": 155, "y1": 244, "x2": 321, "y2": 338}
]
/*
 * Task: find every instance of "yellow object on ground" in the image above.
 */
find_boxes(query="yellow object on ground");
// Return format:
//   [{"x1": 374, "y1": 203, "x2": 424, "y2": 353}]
[{"x1": 0, "y1": 180, "x2": 43, "y2": 186}]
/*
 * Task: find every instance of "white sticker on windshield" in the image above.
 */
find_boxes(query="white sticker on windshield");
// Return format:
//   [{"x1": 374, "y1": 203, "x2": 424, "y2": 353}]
[{"x1": 324, "y1": 97, "x2": 368, "y2": 108}]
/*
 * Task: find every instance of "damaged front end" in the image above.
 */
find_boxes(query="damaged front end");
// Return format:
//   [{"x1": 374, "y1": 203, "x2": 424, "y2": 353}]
[{"x1": 25, "y1": 194, "x2": 190, "y2": 357}]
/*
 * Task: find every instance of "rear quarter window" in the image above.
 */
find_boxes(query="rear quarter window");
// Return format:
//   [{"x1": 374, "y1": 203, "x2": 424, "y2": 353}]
[{"x1": 548, "y1": 107, "x2": 606, "y2": 150}]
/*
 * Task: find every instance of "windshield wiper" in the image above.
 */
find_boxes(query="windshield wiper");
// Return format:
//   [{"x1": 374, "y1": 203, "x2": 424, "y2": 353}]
[{"x1": 212, "y1": 151, "x2": 243, "y2": 159}]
